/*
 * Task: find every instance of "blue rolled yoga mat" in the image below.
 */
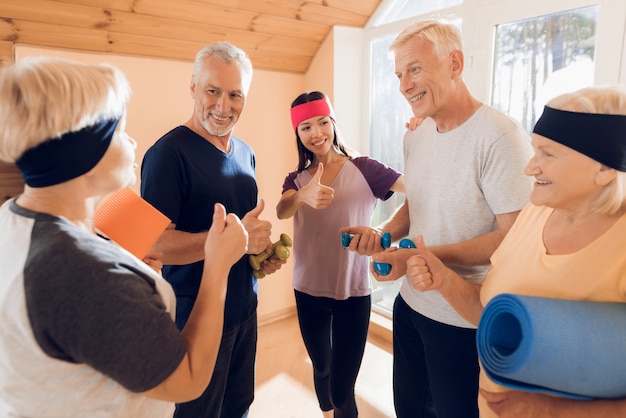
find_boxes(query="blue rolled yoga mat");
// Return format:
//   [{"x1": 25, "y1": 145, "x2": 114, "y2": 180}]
[{"x1": 477, "y1": 293, "x2": 626, "y2": 399}]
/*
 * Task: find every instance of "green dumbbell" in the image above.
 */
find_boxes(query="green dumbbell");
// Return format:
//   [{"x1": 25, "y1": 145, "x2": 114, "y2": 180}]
[{"x1": 249, "y1": 233, "x2": 293, "y2": 277}]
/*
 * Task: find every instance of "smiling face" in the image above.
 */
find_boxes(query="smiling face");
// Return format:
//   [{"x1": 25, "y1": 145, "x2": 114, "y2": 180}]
[
  {"x1": 297, "y1": 115, "x2": 335, "y2": 158},
  {"x1": 525, "y1": 134, "x2": 606, "y2": 213},
  {"x1": 190, "y1": 56, "x2": 249, "y2": 138},
  {"x1": 394, "y1": 36, "x2": 454, "y2": 120}
]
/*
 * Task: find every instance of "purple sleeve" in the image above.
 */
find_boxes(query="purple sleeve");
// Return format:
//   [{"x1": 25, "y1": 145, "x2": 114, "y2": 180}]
[
  {"x1": 281, "y1": 171, "x2": 300, "y2": 194},
  {"x1": 350, "y1": 156, "x2": 401, "y2": 201}
]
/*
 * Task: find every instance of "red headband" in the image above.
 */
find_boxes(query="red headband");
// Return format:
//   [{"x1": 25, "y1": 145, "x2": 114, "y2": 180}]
[{"x1": 290, "y1": 97, "x2": 336, "y2": 131}]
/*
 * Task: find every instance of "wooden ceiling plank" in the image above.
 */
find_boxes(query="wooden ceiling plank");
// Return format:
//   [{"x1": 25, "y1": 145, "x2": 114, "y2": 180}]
[
  {"x1": 234, "y1": 0, "x2": 299, "y2": 20},
  {"x1": 246, "y1": 48, "x2": 309, "y2": 73},
  {"x1": 44, "y1": 0, "x2": 134, "y2": 11},
  {"x1": 132, "y1": 0, "x2": 256, "y2": 30},
  {"x1": 0, "y1": 40, "x2": 14, "y2": 66},
  {"x1": 251, "y1": 15, "x2": 328, "y2": 42},
  {"x1": 0, "y1": 0, "x2": 110, "y2": 29},
  {"x1": 187, "y1": 0, "x2": 239, "y2": 7},
  {"x1": 107, "y1": 32, "x2": 306, "y2": 72},
  {"x1": 0, "y1": 18, "x2": 17, "y2": 41},
  {"x1": 43, "y1": 0, "x2": 115, "y2": 8},
  {"x1": 0, "y1": 0, "x2": 382, "y2": 74},
  {"x1": 5, "y1": 20, "x2": 109, "y2": 52},
  {"x1": 305, "y1": 0, "x2": 381, "y2": 16},
  {"x1": 297, "y1": 3, "x2": 369, "y2": 27},
  {"x1": 112, "y1": 25, "x2": 309, "y2": 73},
  {"x1": 108, "y1": 10, "x2": 228, "y2": 42},
  {"x1": 225, "y1": 29, "x2": 318, "y2": 57},
  {"x1": 107, "y1": 32, "x2": 206, "y2": 61},
  {"x1": 237, "y1": 0, "x2": 379, "y2": 20}
]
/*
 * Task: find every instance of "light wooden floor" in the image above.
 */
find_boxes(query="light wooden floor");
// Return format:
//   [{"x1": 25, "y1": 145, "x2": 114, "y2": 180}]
[{"x1": 249, "y1": 314, "x2": 395, "y2": 418}]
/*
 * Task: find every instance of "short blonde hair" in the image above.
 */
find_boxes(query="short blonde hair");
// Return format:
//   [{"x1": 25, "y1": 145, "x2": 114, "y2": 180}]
[
  {"x1": 389, "y1": 18, "x2": 463, "y2": 60},
  {"x1": 0, "y1": 57, "x2": 131, "y2": 162},
  {"x1": 547, "y1": 86, "x2": 626, "y2": 215}
]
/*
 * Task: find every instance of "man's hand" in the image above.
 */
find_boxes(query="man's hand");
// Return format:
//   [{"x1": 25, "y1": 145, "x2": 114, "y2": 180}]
[{"x1": 241, "y1": 199, "x2": 272, "y2": 255}]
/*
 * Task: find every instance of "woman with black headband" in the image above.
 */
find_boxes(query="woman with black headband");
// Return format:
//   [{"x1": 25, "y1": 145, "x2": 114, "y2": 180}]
[
  {"x1": 0, "y1": 57, "x2": 247, "y2": 417},
  {"x1": 403, "y1": 85, "x2": 626, "y2": 417},
  {"x1": 277, "y1": 91, "x2": 404, "y2": 418}
]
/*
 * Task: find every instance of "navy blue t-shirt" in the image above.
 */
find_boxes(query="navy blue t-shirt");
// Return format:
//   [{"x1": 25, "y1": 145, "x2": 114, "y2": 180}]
[{"x1": 141, "y1": 126, "x2": 258, "y2": 329}]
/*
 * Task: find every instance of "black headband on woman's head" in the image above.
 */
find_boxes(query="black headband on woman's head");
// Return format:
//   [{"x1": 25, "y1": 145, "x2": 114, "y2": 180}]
[
  {"x1": 16, "y1": 118, "x2": 120, "y2": 187},
  {"x1": 533, "y1": 106, "x2": 626, "y2": 172}
]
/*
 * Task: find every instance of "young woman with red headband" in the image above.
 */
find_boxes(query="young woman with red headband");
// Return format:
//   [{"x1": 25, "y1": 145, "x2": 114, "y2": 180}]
[{"x1": 276, "y1": 91, "x2": 404, "y2": 418}]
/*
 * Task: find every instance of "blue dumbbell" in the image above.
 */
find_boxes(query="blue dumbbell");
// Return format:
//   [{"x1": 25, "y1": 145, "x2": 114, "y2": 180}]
[
  {"x1": 341, "y1": 231, "x2": 392, "y2": 250},
  {"x1": 373, "y1": 237, "x2": 416, "y2": 276}
]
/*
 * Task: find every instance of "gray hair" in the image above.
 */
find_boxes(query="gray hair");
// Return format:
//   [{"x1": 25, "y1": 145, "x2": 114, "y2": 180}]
[{"x1": 193, "y1": 42, "x2": 253, "y2": 92}]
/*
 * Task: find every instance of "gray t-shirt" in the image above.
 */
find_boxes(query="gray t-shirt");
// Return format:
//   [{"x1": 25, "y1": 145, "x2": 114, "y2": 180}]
[
  {"x1": 0, "y1": 199, "x2": 186, "y2": 417},
  {"x1": 400, "y1": 105, "x2": 533, "y2": 328}
]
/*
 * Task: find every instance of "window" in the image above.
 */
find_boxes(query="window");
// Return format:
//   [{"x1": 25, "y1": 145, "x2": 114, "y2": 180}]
[
  {"x1": 371, "y1": 0, "x2": 463, "y2": 26},
  {"x1": 492, "y1": 6, "x2": 599, "y2": 133},
  {"x1": 367, "y1": 14, "x2": 463, "y2": 314}
]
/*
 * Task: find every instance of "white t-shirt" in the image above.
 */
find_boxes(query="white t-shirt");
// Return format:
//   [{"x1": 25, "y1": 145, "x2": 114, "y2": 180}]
[{"x1": 400, "y1": 105, "x2": 534, "y2": 328}]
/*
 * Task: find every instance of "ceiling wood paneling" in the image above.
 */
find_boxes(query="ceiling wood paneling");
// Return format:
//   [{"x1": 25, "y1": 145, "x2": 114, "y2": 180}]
[{"x1": 0, "y1": 0, "x2": 382, "y2": 72}]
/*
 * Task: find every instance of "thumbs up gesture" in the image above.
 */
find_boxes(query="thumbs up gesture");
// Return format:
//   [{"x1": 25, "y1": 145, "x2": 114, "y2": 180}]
[
  {"x1": 241, "y1": 199, "x2": 273, "y2": 255},
  {"x1": 300, "y1": 163, "x2": 335, "y2": 209},
  {"x1": 405, "y1": 235, "x2": 449, "y2": 292}
]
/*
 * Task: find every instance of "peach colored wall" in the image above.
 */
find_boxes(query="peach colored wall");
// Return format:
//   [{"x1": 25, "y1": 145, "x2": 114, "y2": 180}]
[{"x1": 15, "y1": 45, "x2": 302, "y2": 321}]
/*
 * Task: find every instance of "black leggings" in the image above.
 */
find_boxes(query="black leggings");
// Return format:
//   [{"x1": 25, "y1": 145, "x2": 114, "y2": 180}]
[{"x1": 295, "y1": 290, "x2": 371, "y2": 418}]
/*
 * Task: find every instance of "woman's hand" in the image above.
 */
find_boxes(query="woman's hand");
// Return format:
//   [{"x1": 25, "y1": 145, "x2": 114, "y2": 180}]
[
  {"x1": 205, "y1": 203, "x2": 248, "y2": 270},
  {"x1": 299, "y1": 163, "x2": 334, "y2": 209}
]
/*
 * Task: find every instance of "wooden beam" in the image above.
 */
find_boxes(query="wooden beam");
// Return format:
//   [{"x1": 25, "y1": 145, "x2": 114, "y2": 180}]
[
  {"x1": 0, "y1": 18, "x2": 17, "y2": 43},
  {"x1": 297, "y1": 3, "x2": 370, "y2": 27},
  {"x1": 107, "y1": 32, "x2": 206, "y2": 61},
  {"x1": 108, "y1": 32, "x2": 309, "y2": 72},
  {"x1": 317, "y1": 0, "x2": 381, "y2": 16},
  {"x1": 246, "y1": 48, "x2": 309, "y2": 73},
  {"x1": 0, "y1": 0, "x2": 382, "y2": 73},
  {"x1": 2, "y1": 20, "x2": 109, "y2": 52},
  {"x1": 236, "y1": 0, "x2": 299, "y2": 20},
  {"x1": 0, "y1": 161, "x2": 24, "y2": 202},
  {"x1": 225, "y1": 29, "x2": 318, "y2": 57},
  {"x1": 0, "y1": 0, "x2": 110, "y2": 28},
  {"x1": 0, "y1": 40, "x2": 14, "y2": 66},
  {"x1": 108, "y1": 9, "x2": 228, "y2": 42},
  {"x1": 50, "y1": 0, "x2": 134, "y2": 12},
  {"x1": 251, "y1": 15, "x2": 328, "y2": 42},
  {"x1": 132, "y1": 0, "x2": 256, "y2": 31},
  {"x1": 237, "y1": 0, "x2": 375, "y2": 26}
]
